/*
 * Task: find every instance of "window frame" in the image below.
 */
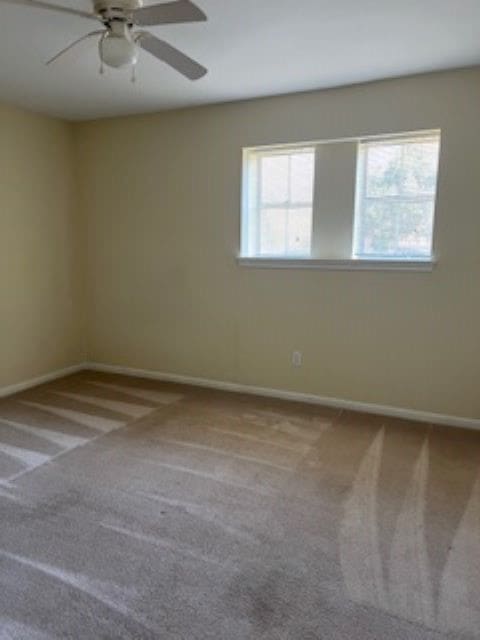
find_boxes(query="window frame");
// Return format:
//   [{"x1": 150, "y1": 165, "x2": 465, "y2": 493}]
[
  {"x1": 353, "y1": 133, "x2": 441, "y2": 261},
  {"x1": 240, "y1": 130, "x2": 440, "y2": 271},
  {"x1": 241, "y1": 145, "x2": 316, "y2": 259}
]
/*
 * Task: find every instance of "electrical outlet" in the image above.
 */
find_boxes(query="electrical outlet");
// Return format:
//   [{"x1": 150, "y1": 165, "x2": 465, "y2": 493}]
[{"x1": 292, "y1": 351, "x2": 302, "y2": 367}]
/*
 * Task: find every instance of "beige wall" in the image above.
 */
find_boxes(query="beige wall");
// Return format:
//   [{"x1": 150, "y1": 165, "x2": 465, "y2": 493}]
[
  {"x1": 0, "y1": 104, "x2": 84, "y2": 389},
  {"x1": 76, "y1": 68, "x2": 480, "y2": 420}
]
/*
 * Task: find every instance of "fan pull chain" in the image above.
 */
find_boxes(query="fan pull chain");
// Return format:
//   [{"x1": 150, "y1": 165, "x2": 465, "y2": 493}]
[
  {"x1": 131, "y1": 65, "x2": 137, "y2": 84},
  {"x1": 99, "y1": 60, "x2": 105, "y2": 76}
]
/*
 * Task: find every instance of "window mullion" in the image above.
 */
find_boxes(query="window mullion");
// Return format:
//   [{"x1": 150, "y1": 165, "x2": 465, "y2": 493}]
[
  {"x1": 286, "y1": 154, "x2": 292, "y2": 255},
  {"x1": 357, "y1": 145, "x2": 368, "y2": 256},
  {"x1": 256, "y1": 156, "x2": 263, "y2": 256}
]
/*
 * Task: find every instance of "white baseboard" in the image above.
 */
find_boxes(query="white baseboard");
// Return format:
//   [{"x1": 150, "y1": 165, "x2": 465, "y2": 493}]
[
  {"x1": 86, "y1": 361, "x2": 480, "y2": 432},
  {"x1": 0, "y1": 363, "x2": 86, "y2": 399},
  {"x1": 3, "y1": 361, "x2": 478, "y2": 432}
]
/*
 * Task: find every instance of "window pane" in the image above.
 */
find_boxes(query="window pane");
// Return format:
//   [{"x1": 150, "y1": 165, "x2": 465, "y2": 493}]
[
  {"x1": 261, "y1": 155, "x2": 289, "y2": 204},
  {"x1": 290, "y1": 153, "x2": 315, "y2": 203},
  {"x1": 365, "y1": 144, "x2": 403, "y2": 197},
  {"x1": 259, "y1": 208, "x2": 287, "y2": 255},
  {"x1": 356, "y1": 199, "x2": 434, "y2": 258},
  {"x1": 365, "y1": 139, "x2": 440, "y2": 198},
  {"x1": 287, "y1": 208, "x2": 312, "y2": 255},
  {"x1": 355, "y1": 135, "x2": 440, "y2": 259},
  {"x1": 247, "y1": 147, "x2": 315, "y2": 258}
]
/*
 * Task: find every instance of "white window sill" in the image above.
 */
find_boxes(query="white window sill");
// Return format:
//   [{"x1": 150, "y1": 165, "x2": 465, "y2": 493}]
[{"x1": 237, "y1": 257, "x2": 436, "y2": 272}]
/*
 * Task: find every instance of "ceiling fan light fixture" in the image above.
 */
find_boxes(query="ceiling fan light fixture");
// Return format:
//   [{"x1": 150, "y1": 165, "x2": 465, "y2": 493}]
[
  {"x1": 3, "y1": 0, "x2": 208, "y2": 80},
  {"x1": 100, "y1": 31, "x2": 138, "y2": 69}
]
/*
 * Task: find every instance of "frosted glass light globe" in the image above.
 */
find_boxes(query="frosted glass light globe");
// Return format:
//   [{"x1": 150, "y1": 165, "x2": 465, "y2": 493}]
[{"x1": 100, "y1": 33, "x2": 138, "y2": 69}]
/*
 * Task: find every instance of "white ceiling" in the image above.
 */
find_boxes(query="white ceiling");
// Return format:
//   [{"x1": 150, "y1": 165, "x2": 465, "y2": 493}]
[{"x1": 0, "y1": 0, "x2": 479, "y2": 121}]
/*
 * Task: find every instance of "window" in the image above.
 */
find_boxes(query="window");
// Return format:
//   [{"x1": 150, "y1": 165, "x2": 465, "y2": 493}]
[
  {"x1": 354, "y1": 135, "x2": 440, "y2": 259},
  {"x1": 241, "y1": 131, "x2": 441, "y2": 268},
  {"x1": 242, "y1": 147, "x2": 315, "y2": 258}
]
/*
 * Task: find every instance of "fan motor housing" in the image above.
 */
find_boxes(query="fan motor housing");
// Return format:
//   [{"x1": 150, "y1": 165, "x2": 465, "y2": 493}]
[{"x1": 94, "y1": 1, "x2": 143, "y2": 17}]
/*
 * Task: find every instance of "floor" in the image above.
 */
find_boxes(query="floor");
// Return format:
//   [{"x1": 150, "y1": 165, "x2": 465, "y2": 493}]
[{"x1": 0, "y1": 371, "x2": 479, "y2": 639}]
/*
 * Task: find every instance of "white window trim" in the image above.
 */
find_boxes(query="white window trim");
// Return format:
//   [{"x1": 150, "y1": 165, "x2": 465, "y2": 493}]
[
  {"x1": 241, "y1": 145, "x2": 315, "y2": 259},
  {"x1": 353, "y1": 132, "x2": 440, "y2": 260},
  {"x1": 240, "y1": 129, "x2": 441, "y2": 271}
]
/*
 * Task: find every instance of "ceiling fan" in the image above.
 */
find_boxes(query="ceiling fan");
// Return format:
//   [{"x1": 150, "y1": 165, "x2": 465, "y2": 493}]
[{"x1": 0, "y1": 0, "x2": 208, "y2": 80}]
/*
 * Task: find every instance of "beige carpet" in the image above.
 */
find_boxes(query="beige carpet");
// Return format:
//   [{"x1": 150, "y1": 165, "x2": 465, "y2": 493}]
[{"x1": 0, "y1": 370, "x2": 479, "y2": 639}]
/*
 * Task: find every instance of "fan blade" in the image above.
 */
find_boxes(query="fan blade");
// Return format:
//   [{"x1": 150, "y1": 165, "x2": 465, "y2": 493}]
[
  {"x1": 0, "y1": 0, "x2": 97, "y2": 20},
  {"x1": 137, "y1": 33, "x2": 207, "y2": 80},
  {"x1": 133, "y1": 0, "x2": 206, "y2": 26},
  {"x1": 46, "y1": 30, "x2": 104, "y2": 65}
]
